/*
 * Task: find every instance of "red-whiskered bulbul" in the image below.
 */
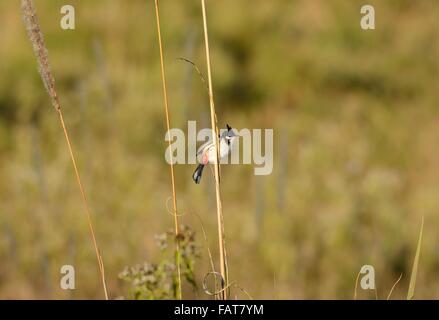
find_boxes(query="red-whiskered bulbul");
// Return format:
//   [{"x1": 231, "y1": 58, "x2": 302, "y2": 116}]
[{"x1": 192, "y1": 124, "x2": 237, "y2": 184}]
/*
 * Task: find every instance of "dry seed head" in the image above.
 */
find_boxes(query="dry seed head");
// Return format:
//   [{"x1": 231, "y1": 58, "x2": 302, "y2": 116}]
[{"x1": 21, "y1": 0, "x2": 60, "y2": 110}]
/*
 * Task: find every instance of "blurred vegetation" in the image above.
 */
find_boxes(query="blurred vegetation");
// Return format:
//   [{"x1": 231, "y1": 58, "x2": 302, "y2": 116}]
[
  {"x1": 119, "y1": 225, "x2": 199, "y2": 299},
  {"x1": 0, "y1": 0, "x2": 438, "y2": 299}
]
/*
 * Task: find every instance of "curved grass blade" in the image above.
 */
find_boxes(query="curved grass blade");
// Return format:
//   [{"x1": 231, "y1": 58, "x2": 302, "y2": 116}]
[{"x1": 407, "y1": 216, "x2": 424, "y2": 300}]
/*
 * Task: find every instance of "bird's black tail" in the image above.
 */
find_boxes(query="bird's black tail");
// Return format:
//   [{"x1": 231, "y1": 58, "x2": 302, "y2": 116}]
[{"x1": 192, "y1": 164, "x2": 205, "y2": 184}]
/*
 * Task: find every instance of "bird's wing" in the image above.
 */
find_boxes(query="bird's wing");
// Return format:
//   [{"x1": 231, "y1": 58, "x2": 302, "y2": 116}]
[{"x1": 196, "y1": 140, "x2": 214, "y2": 156}]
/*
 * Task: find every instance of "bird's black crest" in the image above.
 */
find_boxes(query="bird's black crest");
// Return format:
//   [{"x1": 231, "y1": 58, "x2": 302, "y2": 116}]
[{"x1": 226, "y1": 124, "x2": 232, "y2": 131}]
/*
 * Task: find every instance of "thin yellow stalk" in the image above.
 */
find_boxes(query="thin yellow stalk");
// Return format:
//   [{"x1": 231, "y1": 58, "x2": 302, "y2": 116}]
[
  {"x1": 387, "y1": 273, "x2": 403, "y2": 300},
  {"x1": 407, "y1": 216, "x2": 424, "y2": 300},
  {"x1": 21, "y1": 0, "x2": 108, "y2": 299},
  {"x1": 201, "y1": 0, "x2": 229, "y2": 300},
  {"x1": 154, "y1": 0, "x2": 182, "y2": 300},
  {"x1": 353, "y1": 269, "x2": 361, "y2": 299}
]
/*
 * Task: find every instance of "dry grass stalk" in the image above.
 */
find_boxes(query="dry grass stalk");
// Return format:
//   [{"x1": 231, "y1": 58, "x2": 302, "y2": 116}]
[
  {"x1": 387, "y1": 273, "x2": 403, "y2": 300},
  {"x1": 407, "y1": 216, "x2": 424, "y2": 300},
  {"x1": 353, "y1": 269, "x2": 361, "y2": 299},
  {"x1": 200, "y1": 0, "x2": 229, "y2": 300},
  {"x1": 193, "y1": 213, "x2": 219, "y2": 299},
  {"x1": 21, "y1": 0, "x2": 108, "y2": 299},
  {"x1": 154, "y1": 0, "x2": 183, "y2": 300}
]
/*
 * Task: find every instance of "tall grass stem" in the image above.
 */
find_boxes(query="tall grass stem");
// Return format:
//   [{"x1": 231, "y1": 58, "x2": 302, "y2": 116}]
[
  {"x1": 407, "y1": 216, "x2": 424, "y2": 300},
  {"x1": 154, "y1": 0, "x2": 183, "y2": 300},
  {"x1": 21, "y1": 0, "x2": 108, "y2": 299},
  {"x1": 201, "y1": 0, "x2": 229, "y2": 300}
]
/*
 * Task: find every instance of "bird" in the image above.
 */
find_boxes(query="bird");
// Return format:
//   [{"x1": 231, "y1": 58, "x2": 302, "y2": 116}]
[{"x1": 192, "y1": 124, "x2": 237, "y2": 184}]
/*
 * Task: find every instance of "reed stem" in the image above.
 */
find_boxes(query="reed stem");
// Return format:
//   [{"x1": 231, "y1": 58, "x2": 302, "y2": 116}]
[
  {"x1": 200, "y1": 0, "x2": 229, "y2": 300},
  {"x1": 154, "y1": 0, "x2": 183, "y2": 300},
  {"x1": 21, "y1": 0, "x2": 108, "y2": 299}
]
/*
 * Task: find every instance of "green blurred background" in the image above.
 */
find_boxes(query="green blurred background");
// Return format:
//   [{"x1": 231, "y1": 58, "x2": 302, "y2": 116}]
[{"x1": 0, "y1": 0, "x2": 438, "y2": 299}]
